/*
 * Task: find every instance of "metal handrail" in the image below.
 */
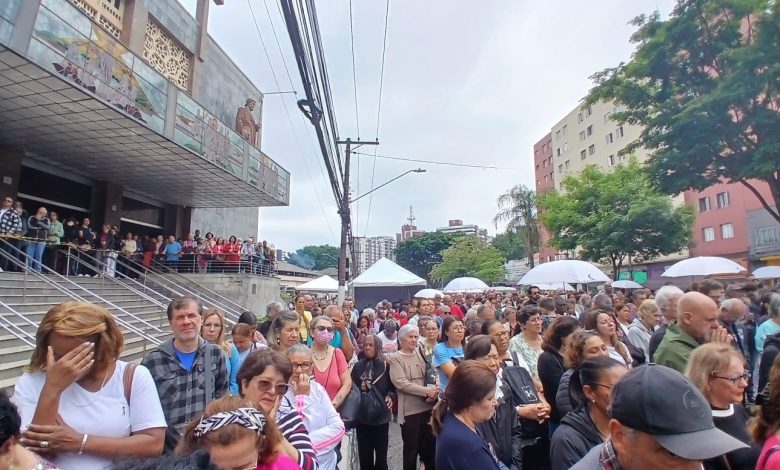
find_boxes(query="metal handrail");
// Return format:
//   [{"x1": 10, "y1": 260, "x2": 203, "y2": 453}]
[
  {"x1": 56, "y1": 247, "x2": 171, "y2": 310},
  {"x1": 0, "y1": 238, "x2": 162, "y2": 345},
  {"x1": 0, "y1": 300, "x2": 36, "y2": 348},
  {"x1": 146, "y1": 258, "x2": 251, "y2": 323}
]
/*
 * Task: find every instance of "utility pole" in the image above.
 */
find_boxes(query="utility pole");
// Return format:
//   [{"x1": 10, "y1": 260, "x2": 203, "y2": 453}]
[{"x1": 336, "y1": 138, "x2": 378, "y2": 306}]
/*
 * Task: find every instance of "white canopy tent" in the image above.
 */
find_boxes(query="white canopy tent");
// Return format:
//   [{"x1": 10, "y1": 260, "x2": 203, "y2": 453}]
[
  {"x1": 351, "y1": 258, "x2": 427, "y2": 308},
  {"x1": 296, "y1": 275, "x2": 339, "y2": 294}
]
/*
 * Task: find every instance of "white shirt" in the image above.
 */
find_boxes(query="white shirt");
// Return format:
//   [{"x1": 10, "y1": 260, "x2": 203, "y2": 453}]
[
  {"x1": 377, "y1": 331, "x2": 399, "y2": 352},
  {"x1": 14, "y1": 361, "x2": 167, "y2": 470}
]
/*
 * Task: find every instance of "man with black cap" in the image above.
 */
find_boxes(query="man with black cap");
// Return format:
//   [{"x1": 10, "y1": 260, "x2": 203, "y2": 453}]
[{"x1": 572, "y1": 364, "x2": 747, "y2": 469}]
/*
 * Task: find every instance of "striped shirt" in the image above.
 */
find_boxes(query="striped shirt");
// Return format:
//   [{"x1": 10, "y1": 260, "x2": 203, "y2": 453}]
[{"x1": 276, "y1": 408, "x2": 319, "y2": 470}]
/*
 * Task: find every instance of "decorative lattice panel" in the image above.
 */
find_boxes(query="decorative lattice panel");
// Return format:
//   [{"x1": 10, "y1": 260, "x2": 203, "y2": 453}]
[{"x1": 143, "y1": 19, "x2": 191, "y2": 91}]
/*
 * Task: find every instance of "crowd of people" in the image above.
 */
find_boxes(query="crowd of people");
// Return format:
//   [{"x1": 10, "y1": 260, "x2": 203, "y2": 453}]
[
  {"x1": 0, "y1": 197, "x2": 276, "y2": 277},
  {"x1": 3, "y1": 277, "x2": 780, "y2": 470}
]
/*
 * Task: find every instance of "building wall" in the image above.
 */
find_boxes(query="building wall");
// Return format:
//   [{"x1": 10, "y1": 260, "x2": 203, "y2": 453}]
[
  {"x1": 190, "y1": 206, "x2": 259, "y2": 239},
  {"x1": 747, "y1": 204, "x2": 780, "y2": 266},
  {"x1": 686, "y1": 180, "x2": 774, "y2": 262},
  {"x1": 178, "y1": 273, "x2": 281, "y2": 317},
  {"x1": 534, "y1": 132, "x2": 557, "y2": 263}
]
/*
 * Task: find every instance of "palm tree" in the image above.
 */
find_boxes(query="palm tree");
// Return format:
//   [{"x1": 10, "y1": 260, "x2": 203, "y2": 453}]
[{"x1": 493, "y1": 184, "x2": 539, "y2": 267}]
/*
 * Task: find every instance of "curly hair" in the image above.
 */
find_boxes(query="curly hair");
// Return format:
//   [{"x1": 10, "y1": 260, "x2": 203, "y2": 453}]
[{"x1": 750, "y1": 353, "x2": 780, "y2": 442}]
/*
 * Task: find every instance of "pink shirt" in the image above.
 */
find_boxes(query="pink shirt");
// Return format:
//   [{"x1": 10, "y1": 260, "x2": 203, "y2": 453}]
[
  {"x1": 313, "y1": 348, "x2": 348, "y2": 400},
  {"x1": 257, "y1": 454, "x2": 302, "y2": 470},
  {"x1": 758, "y1": 434, "x2": 780, "y2": 470}
]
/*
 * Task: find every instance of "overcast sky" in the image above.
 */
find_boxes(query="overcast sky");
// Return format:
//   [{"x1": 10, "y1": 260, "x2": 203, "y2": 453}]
[{"x1": 179, "y1": 0, "x2": 676, "y2": 252}]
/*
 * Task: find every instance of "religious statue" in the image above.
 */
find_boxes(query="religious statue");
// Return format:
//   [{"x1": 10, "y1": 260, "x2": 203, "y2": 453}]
[{"x1": 235, "y1": 98, "x2": 260, "y2": 146}]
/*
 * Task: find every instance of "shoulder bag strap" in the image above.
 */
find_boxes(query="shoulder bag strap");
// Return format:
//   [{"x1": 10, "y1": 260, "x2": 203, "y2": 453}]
[
  {"x1": 759, "y1": 445, "x2": 780, "y2": 469},
  {"x1": 123, "y1": 362, "x2": 137, "y2": 403},
  {"x1": 204, "y1": 345, "x2": 214, "y2": 401},
  {"x1": 372, "y1": 361, "x2": 387, "y2": 385}
]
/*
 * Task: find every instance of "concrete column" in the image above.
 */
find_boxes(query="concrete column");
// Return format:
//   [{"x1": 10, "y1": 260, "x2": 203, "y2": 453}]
[
  {"x1": 122, "y1": 0, "x2": 149, "y2": 58},
  {"x1": 0, "y1": 147, "x2": 23, "y2": 199},
  {"x1": 8, "y1": 0, "x2": 40, "y2": 55},
  {"x1": 163, "y1": 82, "x2": 178, "y2": 139},
  {"x1": 92, "y1": 182, "x2": 124, "y2": 228}
]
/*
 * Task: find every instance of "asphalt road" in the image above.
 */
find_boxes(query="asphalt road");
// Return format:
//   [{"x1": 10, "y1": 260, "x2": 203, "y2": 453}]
[{"x1": 338, "y1": 421, "x2": 404, "y2": 470}]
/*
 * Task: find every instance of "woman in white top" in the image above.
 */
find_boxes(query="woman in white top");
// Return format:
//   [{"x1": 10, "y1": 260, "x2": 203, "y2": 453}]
[
  {"x1": 14, "y1": 301, "x2": 166, "y2": 470},
  {"x1": 282, "y1": 344, "x2": 345, "y2": 470},
  {"x1": 583, "y1": 309, "x2": 632, "y2": 367}
]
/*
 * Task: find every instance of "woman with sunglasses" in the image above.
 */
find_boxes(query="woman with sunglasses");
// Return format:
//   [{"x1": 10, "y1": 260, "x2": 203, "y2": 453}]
[
  {"x1": 237, "y1": 349, "x2": 318, "y2": 470},
  {"x1": 549, "y1": 356, "x2": 627, "y2": 470},
  {"x1": 309, "y1": 317, "x2": 352, "y2": 409},
  {"x1": 283, "y1": 344, "x2": 344, "y2": 470},
  {"x1": 685, "y1": 343, "x2": 760, "y2": 470}
]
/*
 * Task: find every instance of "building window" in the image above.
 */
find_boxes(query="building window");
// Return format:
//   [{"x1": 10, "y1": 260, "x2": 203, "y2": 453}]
[
  {"x1": 703, "y1": 227, "x2": 715, "y2": 242},
  {"x1": 562, "y1": 125, "x2": 568, "y2": 135},
  {"x1": 536, "y1": 179, "x2": 540, "y2": 186},
  {"x1": 617, "y1": 126, "x2": 624, "y2": 138},
  {"x1": 578, "y1": 112, "x2": 583, "y2": 123},
  {"x1": 585, "y1": 106, "x2": 593, "y2": 117},
  {"x1": 564, "y1": 142, "x2": 569, "y2": 152},
  {"x1": 698, "y1": 197, "x2": 711, "y2": 212},
  {"x1": 548, "y1": 156, "x2": 552, "y2": 166},
  {"x1": 586, "y1": 125, "x2": 593, "y2": 137},
  {"x1": 721, "y1": 223, "x2": 734, "y2": 239},
  {"x1": 716, "y1": 192, "x2": 730, "y2": 208},
  {"x1": 606, "y1": 133, "x2": 614, "y2": 144},
  {"x1": 542, "y1": 159, "x2": 547, "y2": 168},
  {"x1": 755, "y1": 227, "x2": 780, "y2": 246},
  {"x1": 556, "y1": 130, "x2": 561, "y2": 139},
  {"x1": 588, "y1": 144, "x2": 596, "y2": 155},
  {"x1": 604, "y1": 112, "x2": 612, "y2": 124},
  {"x1": 564, "y1": 160, "x2": 570, "y2": 170},
  {"x1": 607, "y1": 155, "x2": 614, "y2": 166},
  {"x1": 579, "y1": 130, "x2": 586, "y2": 141},
  {"x1": 544, "y1": 175, "x2": 548, "y2": 183},
  {"x1": 580, "y1": 149, "x2": 587, "y2": 160},
  {"x1": 558, "y1": 164, "x2": 563, "y2": 173}
]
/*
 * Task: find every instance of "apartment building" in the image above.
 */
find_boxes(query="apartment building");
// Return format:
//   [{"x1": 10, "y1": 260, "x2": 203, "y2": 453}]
[
  {"x1": 353, "y1": 236, "x2": 397, "y2": 274},
  {"x1": 436, "y1": 220, "x2": 490, "y2": 242}
]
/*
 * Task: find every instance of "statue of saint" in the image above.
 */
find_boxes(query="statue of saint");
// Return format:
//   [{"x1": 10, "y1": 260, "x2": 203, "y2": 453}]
[{"x1": 235, "y1": 98, "x2": 260, "y2": 146}]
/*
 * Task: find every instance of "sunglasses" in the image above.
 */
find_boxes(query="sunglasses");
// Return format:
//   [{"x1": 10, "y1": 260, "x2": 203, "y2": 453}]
[
  {"x1": 315, "y1": 326, "x2": 334, "y2": 333},
  {"x1": 255, "y1": 379, "x2": 290, "y2": 396}
]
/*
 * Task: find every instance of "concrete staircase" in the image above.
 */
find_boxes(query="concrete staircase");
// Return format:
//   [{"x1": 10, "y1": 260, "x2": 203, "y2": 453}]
[{"x1": 0, "y1": 271, "x2": 171, "y2": 392}]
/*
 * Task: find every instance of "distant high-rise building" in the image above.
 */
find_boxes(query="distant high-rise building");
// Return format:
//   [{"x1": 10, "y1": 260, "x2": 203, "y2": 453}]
[
  {"x1": 396, "y1": 206, "x2": 426, "y2": 242},
  {"x1": 436, "y1": 219, "x2": 490, "y2": 242},
  {"x1": 353, "y1": 236, "x2": 397, "y2": 274}
]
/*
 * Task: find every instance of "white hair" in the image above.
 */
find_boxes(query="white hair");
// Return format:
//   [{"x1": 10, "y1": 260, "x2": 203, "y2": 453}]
[
  {"x1": 769, "y1": 294, "x2": 780, "y2": 319},
  {"x1": 398, "y1": 324, "x2": 419, "y2": 341},
  {"x1": 654, "y1": 285, "x2": 684, "y2": 312}
]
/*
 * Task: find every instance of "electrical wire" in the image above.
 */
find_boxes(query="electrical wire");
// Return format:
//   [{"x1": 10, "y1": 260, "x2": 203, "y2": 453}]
[
  {"x1": 348, "y1": 0, "x2": 360, "y2": 138},
  {"x1": 362, "y1": 0, "x2": 391, "y2": 236},
  {"x1": 246, "y1": 0, "x2": 335, "y2": 237},
  {"x1": 352, "y1": 151, "x2": 532, "y2": 171}
]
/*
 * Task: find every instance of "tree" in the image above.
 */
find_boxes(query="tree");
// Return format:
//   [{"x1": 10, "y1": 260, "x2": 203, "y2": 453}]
[
  {"x1": 587, "y1": 1, "x2": 780, "y2": 223},
  {"x1": 395, "y1": 232, "x2": 460, "y2": 284},
  {"x1": 289, "y1": 244, "x2": 339, "y2": 271},
  {"x1": 491, "y1": 230, "x2": 526, "y2": 261},
  {"x1": 493, "y1": 184, "x2": 540, "y2": 267},
  {"x1": 538, "y1": 159, "x2": 695, "y2": 276},
  {"x1": 430, "y1": 237, "x2": 506, "y2": 286}
]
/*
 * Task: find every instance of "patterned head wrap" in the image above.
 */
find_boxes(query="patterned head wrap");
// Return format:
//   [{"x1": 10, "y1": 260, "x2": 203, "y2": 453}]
[{"x1": 193, "y1": 407, "x2": 266, "y2": 438}]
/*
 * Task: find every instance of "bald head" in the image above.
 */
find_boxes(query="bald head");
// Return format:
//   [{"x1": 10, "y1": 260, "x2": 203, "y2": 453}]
[
  {"x1": 677, "y1": 291, "x2": 720, "y2": 343},
  {"x1": 719, "y1": 298, "x2": 747, "y2": 325}
]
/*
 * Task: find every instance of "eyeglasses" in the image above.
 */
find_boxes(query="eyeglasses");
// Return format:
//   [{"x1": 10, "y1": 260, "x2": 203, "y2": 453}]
[
  {"x1": 711, "y1": 372, "x2": 749, "y2": 385},
  {"x1": 292, "y1": 361, "x2": 312, "y2": 370},
  {"x1": 315, "y1": 326, "x2": 334, "y2": 333},
  {"x1": 255, "y1": 379, "x2": 290, "y2": 395}
]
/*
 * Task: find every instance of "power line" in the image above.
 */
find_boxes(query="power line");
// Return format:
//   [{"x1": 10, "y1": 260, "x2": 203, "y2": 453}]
[
  {"x1": 362, "y1": 0, "x2": 391, "y2": 236},
  {"x1": 348, "y1": 0, "x2": 360, "y2": 138},
  {"x1": 353, "y1": 151, "x2": 533, "y2": 171},
  {"x1": 246, "y1": 0, "x2": 335, "y2": 237}
]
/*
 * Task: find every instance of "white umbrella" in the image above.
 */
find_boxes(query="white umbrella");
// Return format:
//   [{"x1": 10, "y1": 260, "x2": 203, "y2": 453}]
[
  {"x1": 518, "y1": 260, "x2": 611, "y2": 285},
  {"x1": 529, "y1": 282, "x2": 576, "y2": 292},
  {"x1": 414, "y1": 288, "x2": 444, "y2": 299},
  {"x1": 661, "y1": 256, "x2": 746, "y2": 277},
  {"x1": 490, "y1": 286, "x2": 517, "y2": 292},
  {"x1": 443, "y1": 277, "x2": 490, "y2": 293},
  {"x1": 753, "y1": 266, "x2": 780, "y2": 280},
  {"x1": 612, "y1": 280, "x2": 644, "y2": 289}
]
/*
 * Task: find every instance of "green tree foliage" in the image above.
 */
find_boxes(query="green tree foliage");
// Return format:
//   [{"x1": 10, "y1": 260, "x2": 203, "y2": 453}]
[
  {"x1": 493, "y1": 184, "x2": 540, "y2": 267},
  {"x1": 289, "y1": 244, "x2": 340, "y2": 271},
  {"x1": 587, "y1": 0, "x2": 780, "y2": 222},
  {"x1": 395, "y1": 232, "x2": 460, "y2": 284},
  {"x1": 538, "y1": 159, "x2": 695, "y2": 276},
  {"x1": 491, "y1": 230, "x2": 526, "y2": 261},
  {"x1": 430, "y1": 237, "x2": 506, "y2": 286}
]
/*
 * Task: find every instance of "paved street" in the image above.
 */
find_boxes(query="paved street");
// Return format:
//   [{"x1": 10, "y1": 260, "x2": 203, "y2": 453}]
[{"x1": 339, "y1": 421, "x2": 404, "y2": 470}]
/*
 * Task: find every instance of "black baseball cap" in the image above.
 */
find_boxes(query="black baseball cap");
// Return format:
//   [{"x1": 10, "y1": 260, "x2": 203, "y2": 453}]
[{"x1": 610, "y1": 364, "x2": 747, "y2": 460}]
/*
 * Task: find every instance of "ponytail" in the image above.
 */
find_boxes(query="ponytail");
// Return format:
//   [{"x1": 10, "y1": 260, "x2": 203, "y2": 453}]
[
  {"x1": 569, "y1": 356, "x2": 624, "y2": 411},
  {"x1": 429, "y1": 398, "x2": 449, "y2": 435}
]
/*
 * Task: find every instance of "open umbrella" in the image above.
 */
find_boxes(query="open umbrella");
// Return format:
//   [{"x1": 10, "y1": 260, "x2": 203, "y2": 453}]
[
  {"x1": 490, "y1": 286, "x2": 518, "y2": 292},
  {"x1": 612, "y1": 280, "x2": 643, "y2": 289},
  {"x1": 753, "y1": 266, "x2": 780, "y2": 280},
  {"x1": 414, "y1": 288, "x2": 444, "y2": 299},
  {"x1": 526, "y1": 282, "x2": 576, "y2": 292},
  {"x1": 518, "y1": 260, "x2": 611, "y2": 285},
  {"x1": 443, "y1": 277, "x2": 490, "y2": 293},
  {"x1": 661, "y1": 256, "x2": 745, "y2": 277}
]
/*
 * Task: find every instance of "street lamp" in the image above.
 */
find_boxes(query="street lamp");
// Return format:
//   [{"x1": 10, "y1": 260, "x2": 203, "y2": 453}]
[{"x1": 350, "y1": 168, "x2": 426, "y2": 204}]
